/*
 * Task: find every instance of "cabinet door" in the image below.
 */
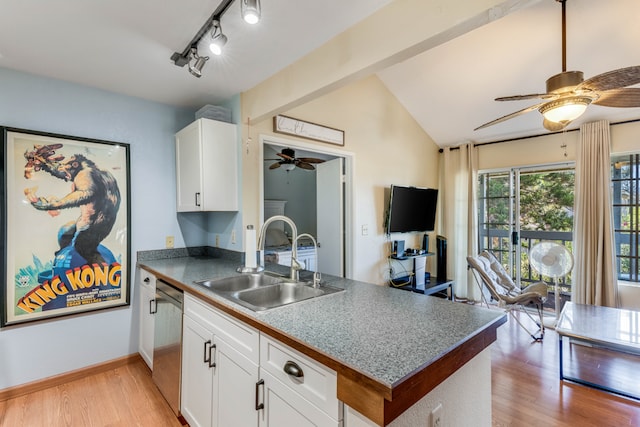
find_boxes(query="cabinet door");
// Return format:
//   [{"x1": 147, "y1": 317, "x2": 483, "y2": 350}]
[
  {"x1": 181, "y1": 315, "x2": 215, "y2": 427},
  {"x1": 213, "y1": 337, "x2": 259, "y2": 427},
  {"x1": 200, "y1": 119, "x2": 238, "y2": 211},
  {"x1": 138, "y1": 270, "x2": 156, "y2": 369},
  {"x1": 176, "y1": 120, "x2": 203, "y2": 212},
  {"x1": 259, "y1": 370, "x2": 339, "y2": 427}
]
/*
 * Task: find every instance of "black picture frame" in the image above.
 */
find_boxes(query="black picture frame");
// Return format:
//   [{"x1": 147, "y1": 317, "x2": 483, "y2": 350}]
[{"x1": 1, "y1": 127, "x2": 131, "y2": 326}]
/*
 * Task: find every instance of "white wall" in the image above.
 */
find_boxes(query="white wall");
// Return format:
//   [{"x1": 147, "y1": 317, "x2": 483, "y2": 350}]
[{"x1": 0, "y1": 67, "x2": 195, "y2": 390}]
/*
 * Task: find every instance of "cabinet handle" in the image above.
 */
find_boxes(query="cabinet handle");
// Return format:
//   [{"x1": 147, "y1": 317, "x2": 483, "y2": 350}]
[
  {"x1": 255, "y1": 379, "x2": 265, "y2": 410},
  {"x1": 283, "y1": 361, "x2": 304, "y2": 378},
  {"x1": 143, "y1": 277, "x2": 150, "y2": 283},
  {"x1": 208, "y1": 343, "x2": 217, "y2": 368},
  {"x1": 149, "y1": 299, "x2": 156, "y2": 314},
  {"x1": 204, "y1": 340, "x2": 212, "y2": 364},
  {"x1": 195, "y1": 192, "x2": 201, "y2": 207}
]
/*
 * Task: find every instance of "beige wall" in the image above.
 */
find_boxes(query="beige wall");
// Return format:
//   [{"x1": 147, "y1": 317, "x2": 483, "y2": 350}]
[{"x1": 242, "y1": 76, "x2": 439, "y2": 285}]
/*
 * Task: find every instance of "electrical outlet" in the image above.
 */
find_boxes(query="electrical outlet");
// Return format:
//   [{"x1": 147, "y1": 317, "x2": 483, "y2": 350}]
[
  {"x1": 361, "y1": 224, "x2": 369, "y2": 236},
  {"x1": 165, "y1": 236, "x2": 174, "y2": 249},
  {"x1": 215, "y1": 235, "x2": 220, "y2": 247},
  {"x1": 430, "y1": 403, "x2": 443, "y2": 427},
  {"x1": 231, "y1": 229, "x2": 236, "y2": 244}
]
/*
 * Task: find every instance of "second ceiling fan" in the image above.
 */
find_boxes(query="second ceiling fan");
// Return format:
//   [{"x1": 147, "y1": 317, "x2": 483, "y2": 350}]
[
  {"x1": 266, "y1": 148, "x2": 325, "y2": 171},
  {"x1": 475, "y1": 0, "x2": 640, "y2": 132}
]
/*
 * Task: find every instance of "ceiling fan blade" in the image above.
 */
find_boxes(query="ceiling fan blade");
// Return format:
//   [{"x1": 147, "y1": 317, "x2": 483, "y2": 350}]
[
  {"x1": 496, "y1": 93, "x2": 557, "y2": 102},
  {"x1": 593, "y1": 88, "x2": 640, "y2": 108},
  {"x1": 269, "y1": 162, "x2": 281, "y2": 169},
  {"x1": 474, "y1": 101, "x2": 548, "y2": 131},
  {"x1": 296, "y1": 161, "x2": 315, "y2": 170},
  {"x1": 277, "y1": 152, "x2": 295, "y2": 161},
  {"x1": 543, "y1": 119, "x2": 568, "y2": 132},
  {"x1": 297, "y1": 157, "x2": 325, "y2": 164},
  {"x1": 578, "y1": 65, "x2": 640, "y2": 92}
]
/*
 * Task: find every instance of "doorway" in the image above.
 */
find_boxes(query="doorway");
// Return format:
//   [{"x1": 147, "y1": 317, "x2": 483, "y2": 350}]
[{"x1": 259, "y1": 135, "x2": 354, "y2": 278}]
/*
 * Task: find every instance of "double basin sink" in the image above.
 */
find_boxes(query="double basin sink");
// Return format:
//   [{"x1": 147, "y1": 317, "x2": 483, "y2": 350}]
[{"x1": 194, "y1": 272, "x2": 343, "y2": 311}]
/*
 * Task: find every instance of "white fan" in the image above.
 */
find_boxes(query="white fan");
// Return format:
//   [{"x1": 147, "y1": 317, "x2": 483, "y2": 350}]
[{"x1": 529, "y1": 242, "x2": 574, "y2": 328}]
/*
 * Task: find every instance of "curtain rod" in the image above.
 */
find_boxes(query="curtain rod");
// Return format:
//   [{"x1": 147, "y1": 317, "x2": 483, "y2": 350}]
[{"x1": 438, "y1": 117, "x2": 640, "y2": 152}]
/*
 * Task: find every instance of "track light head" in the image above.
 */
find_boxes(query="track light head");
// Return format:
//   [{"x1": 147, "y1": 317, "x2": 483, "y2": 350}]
[
  {"x1": 209, "y1": 20, "x2": 227, "y2": 56},
  {"x1": 188, "y1": 47, "x2": 208, "y2": 78},
  {"x1": 241, "y1": 0, "x2": 261, "y2": 24}
]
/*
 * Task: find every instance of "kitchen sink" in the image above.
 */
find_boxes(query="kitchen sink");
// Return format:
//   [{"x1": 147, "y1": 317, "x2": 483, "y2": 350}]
[
  {"x1": 193, "y1": 273, "x2": 343, "y2": 311},
  {"x1": 234, "y1": 282, "x2": 324, "y2": 310},
  {"x1": 194, "y1": 273, "x2": 282, "y2": 292}
]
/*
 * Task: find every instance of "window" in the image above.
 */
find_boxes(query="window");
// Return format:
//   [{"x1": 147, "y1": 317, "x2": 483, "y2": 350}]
[{"x1": 612, "y1": 154, "x2": 640, "y2": 282}]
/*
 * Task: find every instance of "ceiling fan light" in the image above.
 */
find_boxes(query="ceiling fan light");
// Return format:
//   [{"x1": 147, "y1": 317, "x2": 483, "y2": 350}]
[
  {"x1": 540, "y1": 97, "x2": 591, "y2": 123},
  {"x1": 284, "y1": 163, "x2": 296, "y2": 172},
  {"x1": 242, "y1": 0, "x2": 261, "y2": 24}
]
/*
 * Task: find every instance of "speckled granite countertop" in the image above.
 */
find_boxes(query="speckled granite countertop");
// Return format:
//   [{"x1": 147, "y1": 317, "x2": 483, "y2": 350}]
[
  {"x1": 138, "y1": 251, "x2": 506, "y2": 425},
  {"x1": 138, "y1": 253, "x2": 505, "y2": 387}
]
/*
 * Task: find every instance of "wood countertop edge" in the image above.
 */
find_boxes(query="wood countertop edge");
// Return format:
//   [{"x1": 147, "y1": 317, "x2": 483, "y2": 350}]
[{"x1": 145, "y1": 266, "x2": 507, "y2": 427}]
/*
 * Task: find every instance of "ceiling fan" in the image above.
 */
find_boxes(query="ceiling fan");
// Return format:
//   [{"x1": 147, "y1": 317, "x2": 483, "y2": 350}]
[
  {"x1": 265, "y1": 148, "x2": 325, "y2": 171},
  {"x1": 475, "y1": 0, "x2": 640, "y2": 132}
]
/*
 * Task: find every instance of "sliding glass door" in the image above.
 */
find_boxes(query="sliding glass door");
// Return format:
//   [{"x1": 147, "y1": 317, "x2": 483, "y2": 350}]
[{"x1": 478, "y1": 166, "x2": 574, "y2": 302}]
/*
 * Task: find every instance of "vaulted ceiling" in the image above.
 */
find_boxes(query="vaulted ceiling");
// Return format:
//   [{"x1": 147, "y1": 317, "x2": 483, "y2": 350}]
[{"x1": 1, "y1": 0, "x2": 638, "y2": 147}]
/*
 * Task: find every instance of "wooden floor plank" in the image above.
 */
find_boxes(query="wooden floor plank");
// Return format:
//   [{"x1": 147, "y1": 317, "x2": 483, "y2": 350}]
[{"x1": 0, "y1": 359, "x2": 182, "y2": 427}]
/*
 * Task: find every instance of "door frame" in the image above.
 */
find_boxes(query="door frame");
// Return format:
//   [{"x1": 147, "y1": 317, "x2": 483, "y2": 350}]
[{"x1": 258, "y1": 134, "x2": 355, "y2": 279}]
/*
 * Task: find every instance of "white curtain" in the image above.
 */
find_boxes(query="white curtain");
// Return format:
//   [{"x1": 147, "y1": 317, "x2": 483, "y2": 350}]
[
  {"x1": 438, "y1": 143, "x2": 479, "y2": 301},
  {"x1": 573, "y1": 120, "x2": 619, "y2": 307}
]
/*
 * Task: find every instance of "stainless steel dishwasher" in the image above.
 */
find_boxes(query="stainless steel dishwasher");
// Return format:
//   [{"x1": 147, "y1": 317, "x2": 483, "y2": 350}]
[{"x1": 152, "y1": 280, "x2": 183, "y2": 416}]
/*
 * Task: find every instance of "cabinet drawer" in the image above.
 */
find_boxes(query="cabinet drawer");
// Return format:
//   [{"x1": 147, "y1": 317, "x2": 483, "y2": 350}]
[
  {"x1": 184, "y1": 294, "x2": 259, "y2": 364},
  {"x1": 260, "y1": 335, "x2": 341, "y2": 421},
  {"x1": 140, "y1": 269, "x2": 156, "y2": 290}
]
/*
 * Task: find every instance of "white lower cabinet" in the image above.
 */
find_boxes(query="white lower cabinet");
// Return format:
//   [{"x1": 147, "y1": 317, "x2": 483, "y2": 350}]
[
  {"x1": 214, "y1": 338, "x2": 260, "y2": 426},
  {"x1": 259, "y1": 369, "x2": 339, "y2": 427},
  {"x1": 182, "y1": 315, "x2": 214, "y2": 427},
  {"x1": 181, "y1": 294, "x2": 342, "y2": 427},
  {"x1": 138, "y1": 269, "x2": 156, "y2": 369},
  {"x1": 259, "y1": 335, "x2": 343, "y2": 427},
  {"x1": 181, "y1": 294, "x2": 259, "y2": 427}
]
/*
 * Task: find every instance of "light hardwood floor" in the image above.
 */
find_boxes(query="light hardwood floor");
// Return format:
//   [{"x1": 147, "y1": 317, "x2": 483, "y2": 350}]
[
  {"x1": 492, "y1": 311, "x2": 640, "y2": 426},
  {"x1": 1, "y1": 313, "x2": 639, "y2": 426},
  {"x1": 0, "y1": 359, "x2": 182, "y2": 427}
]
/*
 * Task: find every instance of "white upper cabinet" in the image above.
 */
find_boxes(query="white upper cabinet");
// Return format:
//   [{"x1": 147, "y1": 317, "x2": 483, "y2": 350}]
[{"x1": 176, "y1": 118, "x2": 238, "y2": 212}]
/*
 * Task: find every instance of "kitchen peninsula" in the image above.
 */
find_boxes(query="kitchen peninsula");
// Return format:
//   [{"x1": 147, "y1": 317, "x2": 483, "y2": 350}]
[{"x1": 138, "y1": 250, "x2": 506, "y2": 426}]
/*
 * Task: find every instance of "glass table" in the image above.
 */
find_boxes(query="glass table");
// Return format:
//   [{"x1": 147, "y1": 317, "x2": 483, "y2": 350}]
[{"x1": 556, "y1": 301, "x2": 640, "y2": 399}]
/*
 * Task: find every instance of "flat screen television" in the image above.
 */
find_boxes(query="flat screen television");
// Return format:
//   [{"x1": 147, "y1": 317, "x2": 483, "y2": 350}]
[{"x1": 386, "y1": 185, "x2": 438, "y2": 233}]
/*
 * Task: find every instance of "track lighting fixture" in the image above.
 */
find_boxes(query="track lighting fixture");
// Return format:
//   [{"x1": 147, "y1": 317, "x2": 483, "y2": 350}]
[
  {"x1": 188, "y1": 47, "x2": 208, "y2": 78},
  {"x1": 241, "y1": 0, "x2": 261, "y2": 24},
  {"x1": 209, "y1": 20, "x2": 227, "y2": 56},
  {"x1": 170, "y1": 0, "x2": 263, "y2": 78}
]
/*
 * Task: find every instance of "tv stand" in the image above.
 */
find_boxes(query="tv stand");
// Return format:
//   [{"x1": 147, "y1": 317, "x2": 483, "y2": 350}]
[
  {"x1": 390, "y1": 252, "x2": 433, "y2": 288},
  {"x1": 389, "y1": 252, "x2": 453, "y2": 300}
]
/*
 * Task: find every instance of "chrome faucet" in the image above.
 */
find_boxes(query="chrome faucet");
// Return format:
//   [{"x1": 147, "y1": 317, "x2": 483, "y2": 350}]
[
  {"x1": 293, "y1": 233, "x2": 321, "y2": 288},
  {"x1": 257, "y1": 215, "x2": 302, "y2": 281}
]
